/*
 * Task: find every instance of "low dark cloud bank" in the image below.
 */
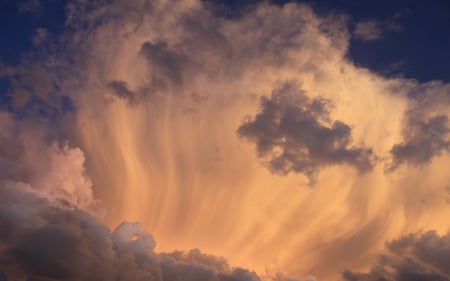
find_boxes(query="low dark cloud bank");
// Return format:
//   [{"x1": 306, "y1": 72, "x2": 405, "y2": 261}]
[
  {"x1": 238, "y1": 81, "x2": 374, "y2": 183},
  {"x1": 342, "y1": 231, "x2": 450, "y2": 281},
  {"x1": 0, "y1": 183, "x2": 264, "y2": 281}
]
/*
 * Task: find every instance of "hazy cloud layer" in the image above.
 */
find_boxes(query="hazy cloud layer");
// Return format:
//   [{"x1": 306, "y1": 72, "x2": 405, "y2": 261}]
[
  {"x1": 342, "y1": 231, "x2": 450, "y2": 281},
  {"x1": 238, "y1": 81, "x2": 374, "y2": 183}
]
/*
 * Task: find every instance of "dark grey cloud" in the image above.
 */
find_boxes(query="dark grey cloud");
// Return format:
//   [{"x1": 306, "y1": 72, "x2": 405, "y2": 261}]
[
  {"x1": 342, "y1": 231, "x2": 450, "y2": 281},
  {"x1": 107, "y1": 80, "x2": 138, "y2": 103},
  {"x1": 238, "y1": 81, "x2": 374, "y2": 184},
  {"x1": 389, "y1": 83, "x2": 450, "y2": 169},
  {"x1": 390, "y1": 114, "x2": 450, "y2": 169},
  {"x1": 0, "y1": 184, "x2": 262, "y2": 281},
  {"x1": 140, "y1": 41, "x2": 186, "y2": 90}
]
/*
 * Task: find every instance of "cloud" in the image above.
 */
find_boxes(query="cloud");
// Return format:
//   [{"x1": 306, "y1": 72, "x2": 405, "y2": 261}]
[
  {"x1": 342, "y1": 231, "x2": 450, "y2": 281},
  {"x1": 140, "y1": 41, "x2": 186, "y2": 89},
  {"x1": 353, "y1": 17, "x2": 402, "y2": 41},
  {"x1": 0, "y1": 183, "x2": 267, "y2": 281},
  {"x1": 108, "y1": 80, "x2": 138, "y2": 103},
  {"x1": 353, "y1": 20, "x2": 383, "y2": 41},
  {"x1": 1, "y1": 0, "x2": 450, "y2": 280},
  {"x1": 388, "y1": 81, "x2": 450, "y2": 169},
  {"x1": 0, "y1": 60, "x2": 74, "y2": 118},
  {"x1": 0, "y1": 112, "x2": 93, "y2": 208},
  {"x1": 0, "y1": 109, "x2": 266, "y2": 281},
  {"x1": 18, "y1": 0, "x2": 42, "y2": 16},
  {"x1": 390, "y1": 115, "x2": 449, "y2": 168},
  {"x1": 238, "y1": 81, "x2": 374, "y2": 184}
]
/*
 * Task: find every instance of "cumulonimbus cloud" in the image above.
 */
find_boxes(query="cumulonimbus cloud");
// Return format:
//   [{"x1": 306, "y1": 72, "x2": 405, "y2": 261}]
[{"x1": 0, "y1": 0, "x2": 450, "y2": 280}]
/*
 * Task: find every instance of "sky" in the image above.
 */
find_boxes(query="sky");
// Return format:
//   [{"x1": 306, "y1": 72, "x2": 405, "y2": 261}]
[{"x1": 0, "y1": 1, "x2": 450, "y2": 281}]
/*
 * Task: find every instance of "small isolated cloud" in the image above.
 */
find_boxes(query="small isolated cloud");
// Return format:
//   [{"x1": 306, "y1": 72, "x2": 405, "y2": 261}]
[
  {"x1": 353, "y1": 20, "x2": 383, "y2": 41},
  {"x1": 353, "y1": 16, "x2": 402, "y2": 41},
  {"x1": 342, "y1": 231, "x2": 450, "y2": 281},
  {"x1": 238, "y1": 81, "x2": 374, "y2": 184},
  {"x1": 0, "y1": 112, "x2": 93, "y2": 208}
]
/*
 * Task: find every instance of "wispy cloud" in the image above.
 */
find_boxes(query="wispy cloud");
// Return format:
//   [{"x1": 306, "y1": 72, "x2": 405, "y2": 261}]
[
  {"x1": 18, "y1": 0, "x2": 42, "y2": 16},
  {"x1": 353, "y1": 14, "x2": 402, "y2": 41}
]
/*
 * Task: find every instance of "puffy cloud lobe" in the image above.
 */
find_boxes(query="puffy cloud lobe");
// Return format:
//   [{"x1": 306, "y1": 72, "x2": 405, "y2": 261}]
[
  {"x1": 0, "y1": 184, "x2": 264, "y2": 281},
  {"x1": 0, "y1": 112, "x2": 93, "y2": 208},
  {"x1": 389, "y1": 82, "x2": 450, "y2": 169},
  {"x1": 238, "y1": 81, "x2": 374, "y2": 183},
  {"x1": 390, "y1": 115, "x2": 450, "y2": 168},
  {"x1": 342, "y1": 231, "x2": 450, "y2": 281}
]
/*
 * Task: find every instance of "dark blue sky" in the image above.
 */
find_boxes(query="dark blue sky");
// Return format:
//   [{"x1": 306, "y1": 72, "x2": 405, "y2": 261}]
[{"x1": 1, "y1": 0, "x2": 450, "y2": 82}]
